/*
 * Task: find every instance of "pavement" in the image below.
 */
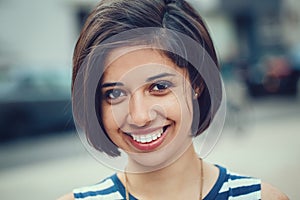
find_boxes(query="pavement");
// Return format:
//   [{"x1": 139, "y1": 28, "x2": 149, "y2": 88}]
[{"x1": 0, "y1": 96, "x2": 299, "y2": 200}]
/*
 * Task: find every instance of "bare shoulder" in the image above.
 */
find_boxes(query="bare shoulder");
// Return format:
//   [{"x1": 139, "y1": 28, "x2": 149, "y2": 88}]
[
  {"x1": 57, "y1": 192, "x2": 74, "y2": 200},
  {"x1": 261, "y1": 182, "x2": 289, "y2": 200}
]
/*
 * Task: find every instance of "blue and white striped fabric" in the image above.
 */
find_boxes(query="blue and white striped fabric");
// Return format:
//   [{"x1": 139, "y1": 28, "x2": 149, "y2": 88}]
[
  {"x1": 73, "y1": 178, "x2": 123, "y2": 200},
  {"x1": 73, "y1": 165, "x2": 261, "y2": 200}
]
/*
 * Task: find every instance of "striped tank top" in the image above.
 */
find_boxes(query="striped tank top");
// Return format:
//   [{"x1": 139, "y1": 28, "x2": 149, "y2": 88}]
[{"x1": 73, "y1": 165, "x2": 261, "y2": 199}]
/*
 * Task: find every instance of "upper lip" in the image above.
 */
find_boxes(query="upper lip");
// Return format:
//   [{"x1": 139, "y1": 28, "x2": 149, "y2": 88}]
[{"x1": 124, "y1": 125, "x2": 168, "y2": 136}]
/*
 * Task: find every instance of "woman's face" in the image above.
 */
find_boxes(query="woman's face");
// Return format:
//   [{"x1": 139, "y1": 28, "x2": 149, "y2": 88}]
[{"x1": 100, "y1": 47, "x2": 195, "y2": 163}]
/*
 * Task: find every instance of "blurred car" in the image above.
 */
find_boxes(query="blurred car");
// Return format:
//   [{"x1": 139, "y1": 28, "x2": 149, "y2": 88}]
[
  {"x1": 0, "y1": 66, "x2": 75, "y2": 141},
  {"x1": 243, "y1": 55, "x2": 299, "y2": 97}
]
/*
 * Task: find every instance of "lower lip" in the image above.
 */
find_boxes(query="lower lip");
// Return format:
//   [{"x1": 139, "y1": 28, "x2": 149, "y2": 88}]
[{"x1": 127, "y1": 127, "x2": 169, "y2": 151}]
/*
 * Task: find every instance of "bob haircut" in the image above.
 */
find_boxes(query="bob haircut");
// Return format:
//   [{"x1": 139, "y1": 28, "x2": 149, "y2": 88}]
[{"x1": 72, "y1": 0, "x2": 222, "y2": 157}]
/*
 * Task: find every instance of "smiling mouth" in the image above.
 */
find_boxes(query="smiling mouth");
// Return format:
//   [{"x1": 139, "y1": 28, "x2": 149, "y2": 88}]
[{"x1": 126, "y1": 125, "x2": 169, "y2": 144}]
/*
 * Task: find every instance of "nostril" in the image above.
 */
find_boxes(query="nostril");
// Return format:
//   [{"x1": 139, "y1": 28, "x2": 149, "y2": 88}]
[{"x1": 127, "y1": 111, "x2": 151, "y2": 127}]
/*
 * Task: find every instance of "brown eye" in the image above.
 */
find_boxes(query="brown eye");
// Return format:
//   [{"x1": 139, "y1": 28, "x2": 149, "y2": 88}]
[{"x1": 150, "y1": 81, "x2": 173, "y2": 93}]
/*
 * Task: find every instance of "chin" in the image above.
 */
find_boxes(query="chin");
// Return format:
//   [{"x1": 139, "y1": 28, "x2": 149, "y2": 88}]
[{"x1": 126, "y1": 130, "x2": 193, "y2": 173}]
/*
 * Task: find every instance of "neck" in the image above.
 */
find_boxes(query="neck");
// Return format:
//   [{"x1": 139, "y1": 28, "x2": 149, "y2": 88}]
[{"x1": 123, "y1": 144, "x2": 203, "y2": 199}]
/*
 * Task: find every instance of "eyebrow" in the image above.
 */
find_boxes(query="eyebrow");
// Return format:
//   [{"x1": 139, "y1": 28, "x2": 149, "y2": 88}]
[
  {"x1": 101, "y1": 82, "x2": 124, "y2": 88},
  {"x1": 146, "y1": 73, "x2": 175, "y2": 82},
  {"x1": 101, "y1": 73, "x2": 176, "y2": 88}
]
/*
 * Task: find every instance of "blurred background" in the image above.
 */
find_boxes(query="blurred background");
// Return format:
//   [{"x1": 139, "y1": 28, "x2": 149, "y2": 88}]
[{"x1": 0, "y1": 0, "x2": 299, "y2": 199}]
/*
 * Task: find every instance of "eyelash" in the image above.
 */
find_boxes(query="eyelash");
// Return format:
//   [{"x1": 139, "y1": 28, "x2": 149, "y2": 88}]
[
  {"x1": 149, "y1": 80, "x2": 173, "y2": 94},
  {"x1": 106, "y1": 89, "x2": 126, "y2": 98},
  {"x1": 103, "y1": 80, "x2": 174, "y2": 104}
]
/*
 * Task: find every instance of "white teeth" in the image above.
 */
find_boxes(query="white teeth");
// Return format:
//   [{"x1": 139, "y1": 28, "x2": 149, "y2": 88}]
[
  {"x1": 152, "y1": 135, "x2": 157, "y2": 140},
  {"x1": 130, "y1": 128, "x2": 164, "y2": 143}
]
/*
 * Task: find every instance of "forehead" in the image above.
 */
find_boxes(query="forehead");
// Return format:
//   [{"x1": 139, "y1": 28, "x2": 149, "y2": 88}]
[{"x1": 102, "y1": 47, "x2": 186, "y2": 82}]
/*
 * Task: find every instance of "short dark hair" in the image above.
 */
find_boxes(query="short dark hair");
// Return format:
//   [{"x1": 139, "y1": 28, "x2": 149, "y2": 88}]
[{"x1": 72, "y1": 0, "x2": 222, "y2": 156}]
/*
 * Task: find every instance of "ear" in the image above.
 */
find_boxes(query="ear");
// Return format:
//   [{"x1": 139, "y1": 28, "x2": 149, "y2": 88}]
[{"x1": 193, "y1": 84, "x2": 204, "y2": 100}]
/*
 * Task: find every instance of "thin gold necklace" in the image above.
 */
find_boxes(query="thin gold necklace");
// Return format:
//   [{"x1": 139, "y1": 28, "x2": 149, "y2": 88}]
[{"x1": 124, "y1": 158, "x2": 203, "y2": 200}]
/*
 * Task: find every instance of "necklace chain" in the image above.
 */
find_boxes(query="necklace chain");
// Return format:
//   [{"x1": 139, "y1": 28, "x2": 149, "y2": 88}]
[
  {"x1": 199, "y1": 158, "x2": 203, "y2": 199},
  {"x1": 124, "y1": 158, "x2": 203, "y2": 200}
]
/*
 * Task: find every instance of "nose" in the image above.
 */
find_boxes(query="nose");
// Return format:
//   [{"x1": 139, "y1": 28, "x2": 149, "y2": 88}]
[{"x1": 127, "y1": 92, "x2": 153, "y2": 127}]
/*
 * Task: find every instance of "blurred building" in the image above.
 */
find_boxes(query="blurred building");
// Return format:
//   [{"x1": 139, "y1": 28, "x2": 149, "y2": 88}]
[
  {"x1": 282, "y1": 0, "x2": 300, "y2": 50},
  {"x1": 192, "y1": 0, "x2": 300, "y2": 96},
  {"x1": 1, "y1": 0, "x2": 299, "y2": 67},
  {"x1": 0, "y1": 0, "x2": 99, "y2": 140},
  {"x1": 0, "y1": 0, "x2": 73, "y2": 68}
]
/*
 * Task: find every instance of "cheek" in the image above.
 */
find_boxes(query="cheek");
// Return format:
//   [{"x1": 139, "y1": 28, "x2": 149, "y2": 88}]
[
  {"x1": 162, "y1": 100, "x2": 181, "y2": 120},
  {"x1": 170, "y1": 87, "x2": 193, "y2": 114},
  {"x1": 159, "y1": 94, "x2": 192, "y2": 123},
  {"x1": 101, "y1": 101, "x2": 130, "y2": 135},
  {"x1": 100, "y1": 106, "x2": 124, "y2": 147},
  {"x1": 101, "y1": 103, "x2": 119, "y2": 134},
  {"x1": 173, "y1": 93, "x2": 194, "y2": 126}
]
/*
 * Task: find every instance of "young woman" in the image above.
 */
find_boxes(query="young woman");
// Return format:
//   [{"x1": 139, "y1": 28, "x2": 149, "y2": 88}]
[{"x1": 60, "y1": 0, "x2": 288, "y2": 199}]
